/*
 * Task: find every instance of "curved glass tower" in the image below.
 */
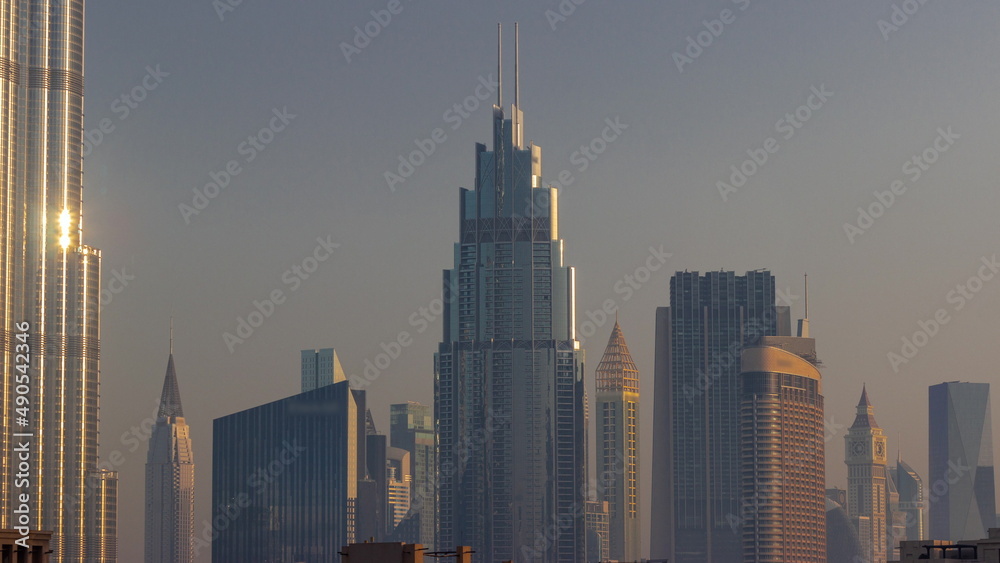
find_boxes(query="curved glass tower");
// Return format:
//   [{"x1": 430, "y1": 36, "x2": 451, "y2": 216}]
[
  {"x1": 434, "y1": 24, "x2": 586, "y2": 563},
  {"x1": 0, "y1": 0, "x2": 114, "y2": 560}
]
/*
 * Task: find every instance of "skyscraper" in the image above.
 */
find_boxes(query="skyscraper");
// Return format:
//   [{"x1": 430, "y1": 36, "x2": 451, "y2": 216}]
[
  {"x1": 0, "y1": 0, "x2": 116, "y2": 560},
  {"x1": 928, "y1": 381, "x2": 996, "y2": 541},
  {"x1": 212, "y1": 379, "x2": 365, "y2": 561},
  {"x1": 434, "y1": 24, "x2": 586, "y2": 562},
  {"x1": 301, "y1": 348, "x2": 346, "y2": 392},
  {"x1": 145, "y1": 333, "x2": 195, "y2": 563},
  {"x1": 894, "y1": 457, "x2": 925, "y2": 544},
  {"x1": 739, "y1": 320, "x2": 825, "y2": 562},
  {"x1": 595, "y1": 319, "x2": 641, "y2": 561},
  {"x1": 845, "y1": 386, "x2": 888, "y2": 563},
  {"x1": 651, "y1": 270, "x2": 789, "y2": 562},
  {"x1": 390, "y1": 402, "x2": 436, "y2": 549}
]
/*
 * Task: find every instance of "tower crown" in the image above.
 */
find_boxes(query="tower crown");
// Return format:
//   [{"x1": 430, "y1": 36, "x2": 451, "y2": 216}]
[
  {"x1": 158, "y1": 354, "x2": 184, "y2": 419},
  {"x1": 852, "y1": 384, "x2": 878, "y2": 429},
  {"x1": 596, "y1": 319, "x2": 639, "y2": 393}
]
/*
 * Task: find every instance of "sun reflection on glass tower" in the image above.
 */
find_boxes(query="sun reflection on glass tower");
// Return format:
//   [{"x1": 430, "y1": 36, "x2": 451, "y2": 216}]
[
  {"x1": 434, "y1": 24, "x2": 586, "y2": 563},
  {"x1": 0, "y1": 0, "x2": 116, "y2": 560}
]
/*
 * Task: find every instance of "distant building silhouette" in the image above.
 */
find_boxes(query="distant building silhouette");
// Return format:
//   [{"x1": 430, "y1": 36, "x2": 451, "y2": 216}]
[
  {"x1": 651, "y1": 270, "x2": 790, "y2": 562},
  {"x1": 929, "y1": 382, "x2": 996, "y2": 542},
  {"x1": 846, "y1": 385, "x2": 889, "y2": 563},
  {"x1": 145, "y1": 331, "x2": 194, "y2": 563},
  {"x1": 894, "y1": 458, "x2": 926, "y2": 543},
  {"x1": 390, "y1": 402, "x2": 436, "y2": 549},
  {"x1": 826, "y1": 498, "x2": 866, "y2": 562}
]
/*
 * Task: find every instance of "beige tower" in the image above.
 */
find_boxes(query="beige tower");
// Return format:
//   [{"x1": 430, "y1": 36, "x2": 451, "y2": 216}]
[
  {"x1": 145, "y1": 333, "x2": 195, "y2": 563},
  {"x1": 845, "y1": 386, "x2": 888, "y2": 563},
  {"x1": 739, "y1": 309, "x2": 826, "y2": 563},
  {"x1": 595, "y1": 319, "x2": 641, "y2": 561}
]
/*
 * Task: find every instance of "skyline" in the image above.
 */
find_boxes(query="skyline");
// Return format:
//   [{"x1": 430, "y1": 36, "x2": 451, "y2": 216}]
[{"x1": 75, "y1": 2, "x2": 1000, "y2": 561}]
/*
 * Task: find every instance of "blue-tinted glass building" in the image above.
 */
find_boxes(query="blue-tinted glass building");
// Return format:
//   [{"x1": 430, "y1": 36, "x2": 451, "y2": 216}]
[
  {"x1": 928, "y1": 381, "x2": 996, "y2": 541},
  {"x1": 434, "y1": 25, "x2": 586, "y2": 562},
  {"x1": 650, "y1": 271, "x2": 789, "y2": 563},
  {"x1": 212, "y1": 380, "x2": 364, "y2": 562}
]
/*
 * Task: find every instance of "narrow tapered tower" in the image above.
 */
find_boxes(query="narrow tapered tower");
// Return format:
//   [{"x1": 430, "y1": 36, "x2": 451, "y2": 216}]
[
  {"x1": 145, "y1": 327, "x2": 195, "y2": 563},
  {"x1": 595, "y1": 319, "x2": 641, "y2": 561},
  {"x1": 845, "y1": 385, "x2": 888, "y2": 563}
]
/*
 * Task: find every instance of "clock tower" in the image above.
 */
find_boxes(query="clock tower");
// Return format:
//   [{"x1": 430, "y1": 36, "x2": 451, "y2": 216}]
[{"x1": 845, "y1": 385, "x2": 888, "y2": 563}]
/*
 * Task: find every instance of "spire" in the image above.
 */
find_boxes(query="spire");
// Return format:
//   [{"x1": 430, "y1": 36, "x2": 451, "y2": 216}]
[
  {"x1": 169, "y1": 316, "x2": 173, "y2": 355},
  {"x1": 596, "y1": 320, "x2": 639, "y2": 394},
  {"x1": 497, "y1": 23, "x2": 502, "y2": 108},
  {"x1": 158, "y1": 350, "x2": 184, "y2": 419},
  {"x1": 514, "y1": 22, "x2": 519, "y2": 110},
  {"x1": 851, "y1": 384, "x2": 878, "y2": 429},
  {"x1": 797, "y1": 273, "x2": 810, "y2": 338}
]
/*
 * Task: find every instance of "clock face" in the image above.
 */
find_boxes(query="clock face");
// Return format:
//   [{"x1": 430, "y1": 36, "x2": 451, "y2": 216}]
[
  {"x1": 875, "y1": 441, "x2": 885, "y2": 457},
  {"x1": 851, "y1": 440, "x2": 866, "y2": 457}
]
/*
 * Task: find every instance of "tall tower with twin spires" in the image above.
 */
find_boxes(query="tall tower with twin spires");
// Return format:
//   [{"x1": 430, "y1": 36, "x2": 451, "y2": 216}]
[{"x1": 434, "y1": 23, "x2": 587, "y2": 562}]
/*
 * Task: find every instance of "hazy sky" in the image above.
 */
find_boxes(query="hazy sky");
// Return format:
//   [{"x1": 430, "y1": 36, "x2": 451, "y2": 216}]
[{"x1": 82, "y1": 1, "x2": 1000, "y2": 560}]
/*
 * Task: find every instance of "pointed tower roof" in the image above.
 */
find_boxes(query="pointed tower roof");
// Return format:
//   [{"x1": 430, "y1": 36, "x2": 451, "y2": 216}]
[
  {"x1": 851, "y1": 384, "x2": 878, "y2": 429},
  {"x1": 158, "y1": 353, "x2": 184, "y2": 418},
  {"x1": 596, "y1": 319, "x2": 639, "y2": 393}
]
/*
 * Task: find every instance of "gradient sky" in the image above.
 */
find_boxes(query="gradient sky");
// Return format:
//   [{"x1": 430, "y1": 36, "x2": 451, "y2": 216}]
[{"x1": 82, "y1": 1, "x2": 1000, "y2": 560}]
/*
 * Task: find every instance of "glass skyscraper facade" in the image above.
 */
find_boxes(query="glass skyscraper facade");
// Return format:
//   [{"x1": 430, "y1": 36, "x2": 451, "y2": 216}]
[
  {"x1": 434, "y1": 25, "x2": 586, "y2": 562},
  {"x1": 651, "y1": 271, "x2": 789, "y2": 563},
  {"x1": 0, "y1": 0, "x2": 115, "y2": 560},
  {"x1": 212, "y1": 380, "x2": 364, "y2": 562},
  {"x1": 928, "y1": 381, "x2": 996, "y2": 541},
  {"x1": 300, "y1": 348, "x2": 345, "y2": 392}
]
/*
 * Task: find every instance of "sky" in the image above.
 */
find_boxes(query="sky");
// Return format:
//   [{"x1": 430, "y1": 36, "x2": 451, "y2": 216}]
[{"x1": 81, "y1": 1, "x2": 1000, "y2": 560}]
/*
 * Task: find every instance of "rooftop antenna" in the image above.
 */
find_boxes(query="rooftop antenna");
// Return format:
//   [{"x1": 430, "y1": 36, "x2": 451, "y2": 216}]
[
  {"x1": 804, "y1": 272, "x2": 809, "y2": 319},
  {"x1": 514, "y1": 22, "x2": 519, "y2": 109},
  {"x1": 169, "y1": 316, "x2": 174, "y2": 355},
  {"x1": 497, "y1": 23, "x2": 502, "y2": 108}
]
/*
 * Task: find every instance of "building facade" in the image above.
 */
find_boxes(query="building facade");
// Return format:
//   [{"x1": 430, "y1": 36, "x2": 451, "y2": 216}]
[
  {"x1": 650, "y1": 270, "x2": 790, "y2": 562},
  {"x1": 144, "y1": 345, "x2": 194, "y2": 563},
  {"x1": 929, "y1": 382, "x2": 996, "y2": 542},
  {"x1": 212, "y1": 380, "x2": 365, "y2": 562},
  {"x1": 739, "y1": 329, "x2": 826, "y2": 563},
  {"x1": 0, "y1": 0, "x2": 116, "y2": 560},
  {"x1": 846, "y1": 386, "x2": 889, "y2": 563},
  {"x1": 894, "y1": 458, "x2": 926, "y2": 544},
  {"x1": 300, "y1": 348, "x2": 345, "y2": 392},
  {"x1": 390, "y1": 402, "x2": 436, "y2": 548},
  {"x1": 595, "y1": 320, "x2": 641, "y2": 561},
  {"x1": 584, "y1": 500, "x2": 610, "y2": 563},
  {"x1": 434, "y1": 24, "x2": 586, "y2": 562}
]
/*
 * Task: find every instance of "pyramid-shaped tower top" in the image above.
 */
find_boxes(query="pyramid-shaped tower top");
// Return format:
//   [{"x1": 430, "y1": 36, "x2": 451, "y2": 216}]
[
  {"x1": 851, "y1": 384, "x2": 878, "y2": 429},
  {"x1": 158, "y1": 353, "x2": 184, "y2": 419},
  {"x1": 596, "y1": 318, "x2": 639, "y2": 394}
]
